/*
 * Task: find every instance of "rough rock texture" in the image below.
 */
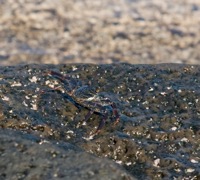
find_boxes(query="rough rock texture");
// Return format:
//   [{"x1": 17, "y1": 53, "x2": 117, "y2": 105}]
[
  {"x1": 0, "y1": 129, "x2": 134, "y2": 180},
  {"x1": 0, "y1": 64, "x2": 199, "y2": 179},
  {"x1": 0, "y1": 0, "x2": 200, "y2": 65}
]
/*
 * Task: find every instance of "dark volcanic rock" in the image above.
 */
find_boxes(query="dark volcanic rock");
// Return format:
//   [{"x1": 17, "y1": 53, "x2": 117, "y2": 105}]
[
  {"x1": 0, "y1": 63, "x2": 199, "y2": 179},
  {"x1": 0, "y1": 129, "x2": 134, "y2": 180}
]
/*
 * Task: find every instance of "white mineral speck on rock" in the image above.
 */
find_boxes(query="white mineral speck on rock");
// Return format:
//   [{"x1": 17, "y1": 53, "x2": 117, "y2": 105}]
[
  {"x1": 83, "y1": 135, "x2": 94, "y2": 141},
  {"x1": 160, "y1": 92, "x2": 167, "y2": 96},
  {"x1": 191, "y1": 159, "x2": 198, "y2": 163},
  {"x1": 2, "y1": 96, "x2": 9, "y2": 101},
  {"x1": 32, "y1": 95, "x2": 37, "y2": 98},
  {"x1": 181, "y1": 137, "x2": 189, "y2": 142},
  {"x1": 128, "y1": 88, "x2": 132, "y2": 92},
  {"x1": 31, "y1": 103, "x2": 37, "y2": 110},
  {"x1": 116, "y1": 160, "x2": 122, "y2": 164},
  {"x1": 66, "y1": 130, "x2": 74, "y2": 134},
  {"x1": 25, "y1": 96, "x2": 30, "y2": 99},
  {"x1": 39, "y1": 140, "x2": 50, "y2": 145},
  {"x1": 45, "y1": 80, "x2": 50, "y2": 84},
  {"x1": 22, "y1": 101, "x2": 28, "y2": 107},
  {"x1": 186, "y1": 168, "x2": 195, "y2": 173},
  {"x1": 153, "y1": 158, "x2": 160, "y2": 167},
  {"x1": 11, "y1": 81, "x2": 22, "y2": 87},
  {"x1": 175, "y1": 168, "x2": 181, "y2": 172},
  {"x1": 126, "y1": 162, "x2": 132, "y2": 166},
  {"x1": 72, "y1": 66, "x2": 77, "y2": 71},
  {"x1": 45, "y1": 80, "x2": 55, "y2": 88},
  {"x1": 171, "y1": 126, "x2": 177, "y2": 131},
  {"x1": 149, "y1": 87, "x2": 154, "y2": 91},
  {"x1": 82, "y1": 121, "x2": 87, "y2": 126},
  {"x1": 29, "y1": 76, "x2": 37, "y2": 83}
]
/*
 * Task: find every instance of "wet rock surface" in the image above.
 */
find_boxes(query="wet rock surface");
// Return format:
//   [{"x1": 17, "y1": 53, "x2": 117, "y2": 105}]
[
  {"x1": 0, "y1": 63, "x2": 199, "y2": 179},
  {"x1": 1, "y1": 0, "x2": 200, "y2": 65}
]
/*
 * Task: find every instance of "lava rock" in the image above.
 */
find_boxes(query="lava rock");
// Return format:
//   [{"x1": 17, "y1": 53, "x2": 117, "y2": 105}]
[
  {"x1": 0, "y1": 63, "x2": 199, "y2": 179},
  {"x1": 0, "y1": 129, "x2": 134, "y2": 180}
]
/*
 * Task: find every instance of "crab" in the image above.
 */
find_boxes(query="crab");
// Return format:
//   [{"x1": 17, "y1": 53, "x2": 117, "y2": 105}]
[{"x1": 41, "y1": 70, "x2": 120, "y2": 134}]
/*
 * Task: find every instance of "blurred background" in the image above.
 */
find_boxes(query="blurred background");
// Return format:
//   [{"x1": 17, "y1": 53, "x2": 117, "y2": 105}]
[{"x1": 0, "y1": 0, "x2": 200, "y2": 65}]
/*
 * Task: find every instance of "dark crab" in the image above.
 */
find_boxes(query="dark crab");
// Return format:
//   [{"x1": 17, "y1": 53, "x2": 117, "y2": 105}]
[{"x1": 42, "y1": 70, "x2": 120, "y2": 134}]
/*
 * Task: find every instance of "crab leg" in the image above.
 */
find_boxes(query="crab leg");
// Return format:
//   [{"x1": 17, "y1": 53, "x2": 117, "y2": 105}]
[
  {"x1": 40, "y1": 88, "x2": 82, "y2": 111},
  {"x1": 95, "y1": 114, "x2": 108, "y2": 134},
  {"x1": 84, "y1": 110, "x2": 94, "y2": 122},
  {"x1": 47, "y1": 71, "x2": 65, "y2": 78},
  {"x1": 111, "y1": 103, "x2": 120, "y2": 124},
  {"x1": 47, "y1": 70, "x2": 79, "y2": 94}
]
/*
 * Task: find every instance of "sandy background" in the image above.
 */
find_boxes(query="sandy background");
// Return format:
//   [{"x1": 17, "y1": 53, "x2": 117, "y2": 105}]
[{"x1": 0, "y1": 0, "x2": 200, "y2": 65}]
